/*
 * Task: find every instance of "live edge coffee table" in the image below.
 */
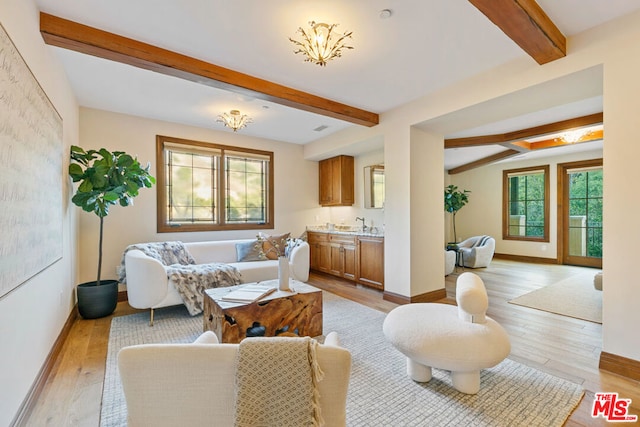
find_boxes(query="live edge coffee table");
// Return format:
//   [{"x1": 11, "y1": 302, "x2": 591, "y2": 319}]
[{"x1": 203, "y1": 280, "x2": 323, "y2": 343}]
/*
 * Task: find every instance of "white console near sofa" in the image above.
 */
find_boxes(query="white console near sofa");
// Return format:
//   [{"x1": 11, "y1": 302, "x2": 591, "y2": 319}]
[{"x1": 123, "y1": 238, "x2": 310, "y2": 323}]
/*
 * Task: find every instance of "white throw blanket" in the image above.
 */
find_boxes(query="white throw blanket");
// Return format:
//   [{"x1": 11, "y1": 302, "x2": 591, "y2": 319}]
[{"x1": 234, "y1": 337, "x2": 324, "y2": 427}]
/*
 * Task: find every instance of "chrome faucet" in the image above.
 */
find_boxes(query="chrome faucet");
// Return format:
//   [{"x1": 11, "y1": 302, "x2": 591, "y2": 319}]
[{"x1": 355, "y1": 217, "x2": 367, "y2": 231}]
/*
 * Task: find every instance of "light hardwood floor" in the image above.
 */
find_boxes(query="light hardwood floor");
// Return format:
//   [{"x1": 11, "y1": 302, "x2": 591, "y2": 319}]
[{"x1": 23, "y1": 260, "x2": 639, "y2": 426}]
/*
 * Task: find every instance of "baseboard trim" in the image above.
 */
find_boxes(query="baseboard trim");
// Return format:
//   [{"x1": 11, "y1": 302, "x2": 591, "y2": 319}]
[
  {"x1": 410, "y1": 288, "x2": 447, "y2": 303},
  {"x1": 383, "y1": 288, "x2": 446, "y2": 304},
  {"x1": 382, "y1": 291, "x2": 409, "y2": 304},
  {"x1": 118, "y1": 290, "x2": 128, "y2": 302},
  {"x1": 599, "y1": 351, "x2": 640, "y2": 382},
  {"x1": 11, "y1": 307, "x2": 78, "y2": 427},
  {"x1": 494, "y1": 253, "x2": 559, "y2": 264}
]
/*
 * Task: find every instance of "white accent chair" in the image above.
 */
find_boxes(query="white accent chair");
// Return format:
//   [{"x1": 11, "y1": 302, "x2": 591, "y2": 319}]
[
  {"x1": 445, "y1": 250, "x2": 456, "y2": 275},
  {"x1": 118, "y1": 331, "x2": 351, "y2": 427},
  {"x1": 383, "y1": 272, "x2": 510, "y2": 394},
  {"x1": 457, "y1": 235, "x2": 495, "y2": 268}
]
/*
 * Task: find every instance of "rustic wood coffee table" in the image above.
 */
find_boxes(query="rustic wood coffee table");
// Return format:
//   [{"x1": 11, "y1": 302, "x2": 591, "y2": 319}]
[{"x1": 203, "y1": 280, "x2": 323, "y2": 343}]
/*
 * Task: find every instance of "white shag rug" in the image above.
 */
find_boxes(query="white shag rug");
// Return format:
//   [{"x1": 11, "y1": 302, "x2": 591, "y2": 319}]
[{"x1": 101, "y1": 292, "x2": 584, "y2": 426}]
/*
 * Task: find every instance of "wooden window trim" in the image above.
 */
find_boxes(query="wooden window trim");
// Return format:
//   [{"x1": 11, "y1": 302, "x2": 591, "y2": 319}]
[
  {"x1": 557, "y1": 158, "x2": 603, "y2": 267},
  {"x1": 156, "y1": 135, "x2": 274, "y2": 233},
  {"x1": 502, "y1": 164, "x2": 550, "y2": 242}
]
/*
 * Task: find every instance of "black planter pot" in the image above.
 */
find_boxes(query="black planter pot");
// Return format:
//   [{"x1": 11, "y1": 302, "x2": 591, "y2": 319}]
[{"x1": 77, "y1": 280, "x2": 118, "y2": 319}]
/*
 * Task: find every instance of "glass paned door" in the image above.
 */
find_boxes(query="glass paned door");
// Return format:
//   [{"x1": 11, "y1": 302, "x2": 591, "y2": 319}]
[{"x1": 559, "y1": 160, "x2": 603, "y2": 268}]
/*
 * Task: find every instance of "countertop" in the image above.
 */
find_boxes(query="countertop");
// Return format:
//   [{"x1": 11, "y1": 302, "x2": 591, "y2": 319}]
[{"x1": 306, "y1": 225, "x2": 384, "y2": 237}]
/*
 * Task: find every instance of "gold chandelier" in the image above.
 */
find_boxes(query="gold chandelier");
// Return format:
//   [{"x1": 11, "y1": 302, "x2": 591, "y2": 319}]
[
  {"x1": 289, "y1": 21, "x2": 353, "y2": 66},
  {"x1": 558, "y1": 129, "x2": 593, "y2": 144},
  {"x1": 217, "y1": 109, "x2": 252, "y2": 132}
]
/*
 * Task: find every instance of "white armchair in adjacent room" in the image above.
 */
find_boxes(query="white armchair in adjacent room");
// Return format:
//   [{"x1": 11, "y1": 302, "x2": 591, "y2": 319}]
[
  {"x1": 118, "y1": 331, "x2": 351, "y2": 427},
  {"x1": 457, "y1": 235, "x2": 495, "y2": 268},
  {"x1": 445, "y1": 250, "x2": 456, "y2": 275}
]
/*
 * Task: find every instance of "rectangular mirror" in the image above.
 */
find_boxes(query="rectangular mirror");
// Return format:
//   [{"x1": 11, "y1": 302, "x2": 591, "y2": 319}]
[{"x1": 364, "y1": 164, "x2": 385, "y2": 209}]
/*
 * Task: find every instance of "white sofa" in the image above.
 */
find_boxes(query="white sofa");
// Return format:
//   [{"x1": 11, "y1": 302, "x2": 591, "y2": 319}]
[
  {"x1": 124, "y1": 239, "x2": 310, "y2": 317},
  {"x1": 118, "y1": 331, "x2": 351, "y2": 427}
]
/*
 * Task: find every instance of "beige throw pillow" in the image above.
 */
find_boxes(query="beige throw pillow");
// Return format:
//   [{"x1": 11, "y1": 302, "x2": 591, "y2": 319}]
[{"x1": 259, "y1": 232, "x2": 290, "y2": 260}]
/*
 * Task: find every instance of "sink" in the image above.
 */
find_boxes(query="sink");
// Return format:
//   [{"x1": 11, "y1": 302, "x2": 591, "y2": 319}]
[
  {"x1": 307, "y1": 225, "x2": 383, "y2": 236},
  {"x1": 334, "y1": 225, "x2": 359, "y2": 232}
]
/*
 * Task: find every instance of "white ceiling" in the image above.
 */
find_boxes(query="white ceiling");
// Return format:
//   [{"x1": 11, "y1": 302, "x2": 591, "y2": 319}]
[{"x1": 35, "y1": 0, "x2": 640, "y2": 164}]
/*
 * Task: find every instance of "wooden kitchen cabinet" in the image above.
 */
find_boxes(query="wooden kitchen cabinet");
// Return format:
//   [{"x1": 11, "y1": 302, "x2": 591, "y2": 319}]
[
  {"x1": 308, "y1": 232, "x2": 330, "y2": 273},
  {"x1": 319, "y1": 155, "x2": 354, "y2": 206},
  {"x1": 308, "y1": 231, "x2": 383, "y2": 289},
  {"x1": 357, "y1": 236, "x2": 385, "y2": 289},
  {"x1": 329, "y1": 234, "x2": 356, "y2": 281}
]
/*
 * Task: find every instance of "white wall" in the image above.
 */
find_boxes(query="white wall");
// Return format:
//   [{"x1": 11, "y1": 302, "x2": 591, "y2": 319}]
[
  {"x1": 449, "y1": 149, "x2": 603, "y2": 258},
  {"x1": 601, "y1": 21, "x2": 640, "y2": 359},
  {"x1": 0, "y1": 0, "x2": 80, "y2": 424},
  {"x1": 304, "y1": 10, "x2": 640, "y2": 362},
  {"x1": 77, "y1": 108, "x2": 320, "y2": 284}
]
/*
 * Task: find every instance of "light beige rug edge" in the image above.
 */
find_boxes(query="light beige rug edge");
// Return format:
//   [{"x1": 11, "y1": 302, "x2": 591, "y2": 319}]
[{"x1": 509, "y1": 272, "x2": 602, "y2": 323}]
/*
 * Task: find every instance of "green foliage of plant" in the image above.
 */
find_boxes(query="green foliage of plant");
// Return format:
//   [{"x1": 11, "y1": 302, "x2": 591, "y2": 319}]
[
  {"x1": 69, "y1": 146, "x2": 156, "y2": 217},
  {"x1": 69, "y1": 145, "x2": 156, "y2": 284},
  {"x1": 444, "y1": 185, "x2": 471, "y2": 243},
  {"x1": 444, "y1": 185, "x2": 470, "y2": 214},
  {"x1": 568, "y1": 170, "x2": 603, "y2": 257}
]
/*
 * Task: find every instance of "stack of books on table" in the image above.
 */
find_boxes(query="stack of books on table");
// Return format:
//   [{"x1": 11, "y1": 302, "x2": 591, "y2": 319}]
[{"x1": 221, "y1": 284, "x2": 276, "y2": 303}]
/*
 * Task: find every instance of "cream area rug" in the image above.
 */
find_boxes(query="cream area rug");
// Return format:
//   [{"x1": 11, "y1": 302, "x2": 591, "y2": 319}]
[
  {"x1": 101, "y1": 293, "x2": 584, "y2": 427},
  {"x1": 509, "y1": 272, "x2": 602, "y2": 323}
]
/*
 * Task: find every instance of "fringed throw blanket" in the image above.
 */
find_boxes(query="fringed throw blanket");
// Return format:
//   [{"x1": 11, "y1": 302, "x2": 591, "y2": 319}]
[
  {"x1": 117, "y1": 241, "x2": 196, "y2": 283},
  {"x1": 118, "y1": 241, "x2": 241, "y2": 316},
  {"x1": 234, "y1": 337, "x2": 324, "y2": 427},
  {"x1": 167, "y1": 262, "x2": 241, "y2": 315}
]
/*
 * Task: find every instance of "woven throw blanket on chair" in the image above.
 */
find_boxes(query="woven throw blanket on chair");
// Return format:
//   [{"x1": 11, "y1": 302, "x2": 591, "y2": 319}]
[
  {"x1": 167, "y1": 262, "x2": 241, "y2": 315},
  {"x1": 234, "y1": 336, "x2": 324, "y2": 427}
]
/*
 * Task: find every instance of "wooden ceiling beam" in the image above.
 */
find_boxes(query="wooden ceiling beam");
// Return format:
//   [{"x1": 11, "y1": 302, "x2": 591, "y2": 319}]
[
  {"x1": 468, "y1": 0, "x2": 566, "y2": 65},
  {"x1": 448, "y1": 149, "x2": 521, "y2": 175},
  {"x1": 444, "y1": 113, "x2": 603, "y2": 148},
  {"x1": 445, "y1": 133, "x2": 505, "y2": 148},
  {"x1": 504, "y1": 113, "x2": 603, "y2": 142},
  {"x1": 39, "y1": 12, "x2": 379, "y2": 127}
]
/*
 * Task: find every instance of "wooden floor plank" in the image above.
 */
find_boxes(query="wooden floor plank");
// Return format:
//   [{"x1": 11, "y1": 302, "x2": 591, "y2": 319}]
[{"x1": 21, "y1": 260, "x2": 640, "y2": 426}]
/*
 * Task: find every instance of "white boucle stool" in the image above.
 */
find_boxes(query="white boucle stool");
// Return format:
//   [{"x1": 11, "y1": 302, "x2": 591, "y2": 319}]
[{"x1": 382, "y1": 272, "x2": 510, "y2": 394}]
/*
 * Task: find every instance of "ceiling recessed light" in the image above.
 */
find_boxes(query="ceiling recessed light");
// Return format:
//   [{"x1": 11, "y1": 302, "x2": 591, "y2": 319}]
[{"x1": 379, "y1": 9, "x2": 392, "y2": 19}]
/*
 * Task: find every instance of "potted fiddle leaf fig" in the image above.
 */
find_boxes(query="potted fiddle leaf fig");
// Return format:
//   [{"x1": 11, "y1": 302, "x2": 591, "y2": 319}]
[
  {"x1": 69, "y1": 145, "x2": 155, "y2": 319},
  {"x1": 444, "y1": 184, "x2": 470, "y2": 246}
]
